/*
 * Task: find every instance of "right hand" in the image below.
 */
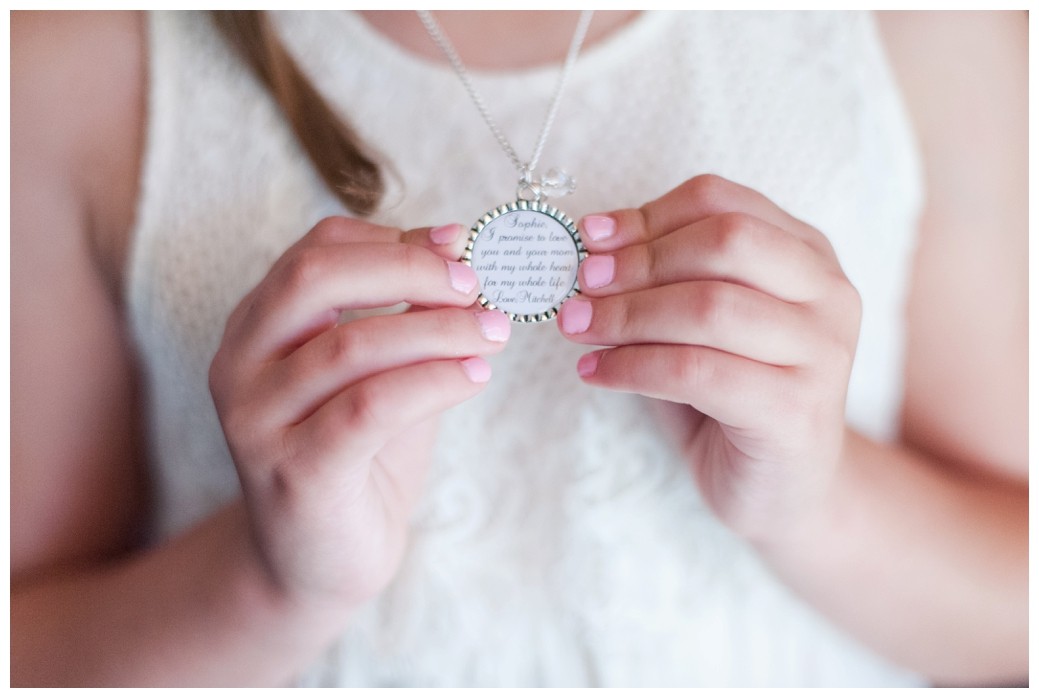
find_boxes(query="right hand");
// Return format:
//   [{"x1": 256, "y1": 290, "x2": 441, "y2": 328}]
[{"x1": 209, "y1": 216, "x2": 510, "y2": 611}]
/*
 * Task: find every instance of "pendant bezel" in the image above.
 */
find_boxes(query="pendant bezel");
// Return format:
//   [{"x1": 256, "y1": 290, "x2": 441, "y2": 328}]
[{"x1": 461, "y1": 199, "x2": 587, "y2": 323}]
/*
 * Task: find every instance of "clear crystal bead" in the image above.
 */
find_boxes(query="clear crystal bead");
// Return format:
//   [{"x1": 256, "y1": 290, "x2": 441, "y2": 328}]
[{"x1": 537, "y1": 167, "x2": 577, "y2": 198}]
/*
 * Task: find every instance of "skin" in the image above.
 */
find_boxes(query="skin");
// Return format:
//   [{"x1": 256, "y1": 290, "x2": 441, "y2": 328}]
[{"x1": 10, "y1": 9, "x2": 1027, "y2": 688}]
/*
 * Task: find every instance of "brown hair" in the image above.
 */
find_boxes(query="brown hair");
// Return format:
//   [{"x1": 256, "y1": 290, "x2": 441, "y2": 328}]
[{"x1": 210, "y1": 10, "x2": 384, "y2": 216}]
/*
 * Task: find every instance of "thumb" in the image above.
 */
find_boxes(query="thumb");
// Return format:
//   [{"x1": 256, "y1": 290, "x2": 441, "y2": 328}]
[{"x1": 401, "y1": 223, "x2": 470, "y2": 262}]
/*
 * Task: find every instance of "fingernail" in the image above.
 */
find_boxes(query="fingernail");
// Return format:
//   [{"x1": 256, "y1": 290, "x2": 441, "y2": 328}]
[
  {"x1": 582, "y1": 215, "x2": 616, "y2": 242},
  {"x1": 581, "y1": 255, "x2": 615, "y2": 289},
  {"x1": 430, "y1": 223, "x2": 463, "y2": 245},
  {"x1": 460, "y1": 356, "x2": 492, "y2": 383},
  {"x1": 475, "y1": 309, "x2": 511, "y2": 342},
  {"x1": 577, "y1": 351, "x2": 601, "y2": 378},
  {"x1": 448, "y1": 261, "x2": 478, "y2": 294},
  {"x1": 559, "y1": 298, "x2": 593, "y2": 335}
]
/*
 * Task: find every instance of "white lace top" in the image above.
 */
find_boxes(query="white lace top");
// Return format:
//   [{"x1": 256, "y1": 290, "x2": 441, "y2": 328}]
[{"x1": 130, "y1": 11, "x2": 925, "y2": 687}]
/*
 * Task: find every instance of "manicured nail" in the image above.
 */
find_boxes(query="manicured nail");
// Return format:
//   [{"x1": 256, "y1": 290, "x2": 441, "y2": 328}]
[
  {"x1": 460, "y1": 356, "x2": 492, "y2": 383},
  {"x1": 582, "y1": 215, "x2": 616, "y2": 242},
  {"x1": 581, "y1": 255, "x2": 615, "y2": 289},
  {"x1": 577, "y1": 351, "x2": 601, "y2": 378},
  {"x1": 430, "y1": 223, "x2": 463, "y2": 245},
  {"x1": 475, "y1": 309, "x2": 511, "y2": 342},
  {"x1": 559, "y1": 298, "x2": 593, "y2": 335},
  {"x1": 448, "y1": 261, "x2": 478, "y2": 293}
]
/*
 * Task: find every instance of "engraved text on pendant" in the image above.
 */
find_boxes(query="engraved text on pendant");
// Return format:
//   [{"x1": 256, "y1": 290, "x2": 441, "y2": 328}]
[{"x1": 462, "y1": 200, "x2": 587, "y2": 323}]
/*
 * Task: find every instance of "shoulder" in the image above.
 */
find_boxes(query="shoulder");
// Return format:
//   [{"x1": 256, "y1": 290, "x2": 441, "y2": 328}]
[
  {"x1": 12, "y1": 12, "x2": 153, "y2": 578},
  {"x1": 871, "y1": 11, "x2": 1026, "y2": 231},
  {"x1": 873, "y1": 11, "x2": 1026, "y2": 135},
  {"x1": 12, "y1": 11, "x2": 145, "y2": 174},
  {"x1": 874, "y1": 11, "x2": 1027, "y2": 482},
  {"x1": 12, "y1": 10, "x2": 146, "y2": 289},
  {"x1": 874, "y1": 9, "x2": 1025, "y2": 51}
]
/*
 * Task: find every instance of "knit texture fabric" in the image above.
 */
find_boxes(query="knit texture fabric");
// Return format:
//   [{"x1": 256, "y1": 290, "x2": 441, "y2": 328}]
[{"x1": 129, "y1": 11, "x2": 924, "y2": 686}]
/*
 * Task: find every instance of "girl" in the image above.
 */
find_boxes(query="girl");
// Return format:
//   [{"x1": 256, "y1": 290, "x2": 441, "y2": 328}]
[{"x1": 11, "y1": 10, "x2": 1027, "y2": 687}]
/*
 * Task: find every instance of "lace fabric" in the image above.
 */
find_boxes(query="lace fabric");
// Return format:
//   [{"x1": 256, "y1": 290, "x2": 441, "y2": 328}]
[{"x1": 130, "y1": 11, "x2": 923, "y2": 686}]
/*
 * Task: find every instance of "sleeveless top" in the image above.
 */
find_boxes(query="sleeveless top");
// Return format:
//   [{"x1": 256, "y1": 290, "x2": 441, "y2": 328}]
[{"x1": 130, "y1": 11, "x2": 925, "y2": 687}]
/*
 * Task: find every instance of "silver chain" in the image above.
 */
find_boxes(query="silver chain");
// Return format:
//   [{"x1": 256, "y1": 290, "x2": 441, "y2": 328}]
[{"x1": 417, "y1": 10, "x2": 594, "y2": 194}]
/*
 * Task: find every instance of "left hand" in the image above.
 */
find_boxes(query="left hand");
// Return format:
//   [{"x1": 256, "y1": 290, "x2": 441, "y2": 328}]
[{"x1": 557, "y1": 174, "x2": 862, "y2": 542}]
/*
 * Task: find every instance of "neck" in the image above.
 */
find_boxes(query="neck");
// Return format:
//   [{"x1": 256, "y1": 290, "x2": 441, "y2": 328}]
[{"x1": 358, "y1": 10, "x2": 641, "y2": 71}]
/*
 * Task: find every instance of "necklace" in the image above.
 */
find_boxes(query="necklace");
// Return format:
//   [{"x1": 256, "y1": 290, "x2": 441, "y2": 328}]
[{"x1": 417, "y1": 10, "x2": 594, "y2": 323}]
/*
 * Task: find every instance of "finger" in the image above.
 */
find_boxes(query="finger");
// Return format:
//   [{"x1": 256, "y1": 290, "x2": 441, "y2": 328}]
[
  {"x1": 236, "y1": 243, "x2": 481, "y2": 360},
  {"x1": 259, "y1": 217, "x2": 468, "y2": 333},
  {"x1": 258, "y1": 308, "x2": 510, "y2": 426},
  {"x1": 557, "y1": 282, "x2": 819, "y2": 367},
  {"x1": 580, "y1": 174, "x2": 835, "y2": 259},
  {"x1": 285, "y1": 357, "x2": 492, "y2": 473},
  {"x1": 407, "y1": 223, "x2": 471, "y2": 261},
  {"x1": 292, "y1": 216, "x2": 466, "y2": 254},
  {"x1": 575, "y1": 343, "x2": 795, "y2": 431},
  {"x1": 579, "y1": 213, "x2": 835, "y2": 303}
]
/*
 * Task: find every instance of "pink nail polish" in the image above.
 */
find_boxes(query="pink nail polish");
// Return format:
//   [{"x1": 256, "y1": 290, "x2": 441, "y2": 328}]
[
  {"x1": 448, "y1": 261, "x2": 478, "y2": 294},
  {"x1": 430, "y1": 223, "x2": 463, "y2": 245},
  {"x1": 577, "y1": 351, "x2": 601, "y2": 378},
  {"x1": 460, "y1": 356, "x2": 491, "y2": 383},
  {"x1": 582, "y1": 215, "x2": 616, "y2": 242},
  {"x1": 475, "y1": 309, "x2": 511, "y2": 342},
  {"x1": 581, "y1": 255, "x2": 615, "y2": 289},
  {"x1": 560, "y1": 298, "x2": 593, "y2": 335}
]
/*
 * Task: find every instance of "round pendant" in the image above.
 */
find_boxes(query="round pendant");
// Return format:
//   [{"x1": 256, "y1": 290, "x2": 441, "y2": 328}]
[{"x1": 461, "y1": 200, "x2": 587, "y2": 323}]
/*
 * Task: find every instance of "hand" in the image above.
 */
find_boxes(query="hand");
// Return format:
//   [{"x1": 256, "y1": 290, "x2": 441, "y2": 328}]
[
  {"x1": 557, "y1": 175, "x2": 861, "y2": 542},
  {"x1": 209, "y1": 217, "x2": 510, "y2": 610}
]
